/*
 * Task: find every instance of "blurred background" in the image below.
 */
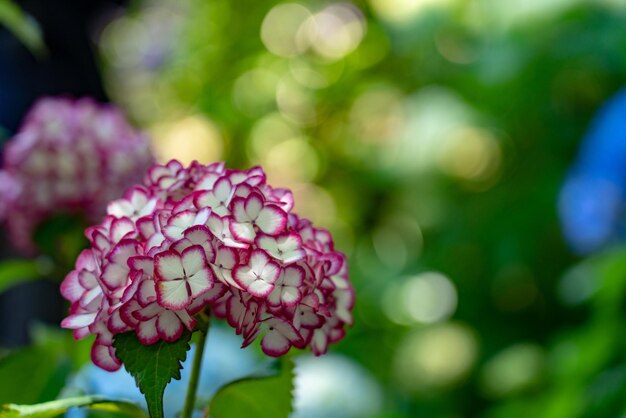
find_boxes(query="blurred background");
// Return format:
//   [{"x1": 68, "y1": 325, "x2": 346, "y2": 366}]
[{"x1": 3, "y1": 0, "x2": 626, "y2": 417}]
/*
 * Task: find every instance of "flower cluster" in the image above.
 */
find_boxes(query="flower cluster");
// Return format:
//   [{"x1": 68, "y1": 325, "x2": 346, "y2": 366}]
[
  {"x1": 0, "y1": 97, "x2": 153, "y2": 252},
  {"x1": 61, "y1": 160, "x2": 354, "y2": 371},
  {"x1": 559, "y1": 88, "x2": 626, "y2": 254}
]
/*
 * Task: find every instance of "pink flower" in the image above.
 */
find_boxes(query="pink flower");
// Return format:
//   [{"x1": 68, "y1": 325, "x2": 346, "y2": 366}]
[
  {"x1": 256, "y1": 233, "x2": 306, "y2": 264},
  {"x1": 60, "y1": 160, "x2": 354, "y2": 370},
  {"x1": 155, "y1": 246, "x2": 214, "y2": 310},
  {"x1": 267, "y1": 265, "x2": 304, "y2": 307},
  {"x1": 0, "y1": 97, "x2": 153, "y2": 253},
  {"x1": 229, "y1": 192, "x2": 287, "y2": 242},
  {"x1": 233, "y1": 250, "x2": 281, "y2": 298},
  {"x1": 260, "y1": 317, "x2": 303, "y2": 357}
]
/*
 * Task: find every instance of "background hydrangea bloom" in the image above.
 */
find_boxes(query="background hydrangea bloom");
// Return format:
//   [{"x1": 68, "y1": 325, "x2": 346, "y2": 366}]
[
  {"x1": 559, "y1": 88, "x2": 626, "y2": 254},
  {"x1": 0, "y1": 97, "x2": 153, "y2": 252},
  {"x1": 61, "y1": 160, "x2": 354, "y2": 371}
]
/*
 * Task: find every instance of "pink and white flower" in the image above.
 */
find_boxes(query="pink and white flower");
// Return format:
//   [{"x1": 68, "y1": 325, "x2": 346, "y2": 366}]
[
  {"x1": 211, "y1": 246, "x2": 241, "y2": 289},
  {"x1": 194, "y1": 176, "x2": 234, "y2": 216},
  {"x1": 107, "y1": 187, "x2": 158, "y2": 220},
  {"x1": 162, "y1": 208, "x2": 210, "y2": 241},
  {"x1": 267, "y1": 265, "x2": 304, "y2": 307},
  {"x1": 233, "y1": 250, "x2": 280, "y2": 298},
  {"x1": 0, "y1": 97, "x2": 153, "y2": 253},
  {"x1": 256, "y1": 233, "x2": 306, "y2": 264},
  {"x1": 260, "y1": 317, "x2": 303, "y2": 357},
  {"x1": 61, "y1": 160, "x2": 354, "y2": 370},
  {"x1": 154, "y1": 246, "x2": 214, "y2": 310},
  {"x1": 229, "y1": 192, "x2": 287, "y2": 242}
]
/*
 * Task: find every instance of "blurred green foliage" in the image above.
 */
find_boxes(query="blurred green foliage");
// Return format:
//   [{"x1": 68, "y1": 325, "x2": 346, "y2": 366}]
[
  {"x1": 0, "y1": 259, "x2": 44, "y2": 294},
  {"x1": 0, "y1": 324, "x2": 94, "y2": 406},
  {"x1": 2, "y1": 396, "x2": 147, "y2": 418},
  {"x1": 0, "y1": 0, "x2": 46, "y2": 58}
]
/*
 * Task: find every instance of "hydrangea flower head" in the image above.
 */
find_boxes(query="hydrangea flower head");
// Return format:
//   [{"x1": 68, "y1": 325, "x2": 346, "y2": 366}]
[
  {"x1": 0, "y1": 97, "x2": 153, "y2": 252},
  {"x1": 559, "y1": 88, "x2": 626, "y2": 254},
  {"x1": 61, "y1": 160, "x2": 354, "y2": 371}
]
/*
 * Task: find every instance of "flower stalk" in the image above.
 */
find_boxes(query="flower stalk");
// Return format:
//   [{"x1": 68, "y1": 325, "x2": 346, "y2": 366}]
[{"x1": 182, "y1": 316, "x2": 210, "y2": 418}]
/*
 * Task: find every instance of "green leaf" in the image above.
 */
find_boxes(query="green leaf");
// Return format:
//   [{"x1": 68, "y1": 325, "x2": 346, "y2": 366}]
[
  {"x1": 0, "y1": 346, "x2": 69, "y2": 405},
  {"x1": 1, "y1": 395, "x2": 147, "y2": 418},
  {"x1": 209, "y1": 357, "x2": 295, "y2": 418},
  {"x1": 0, "y1": 259, "x2": 47, "y2": 295},
  {"x1": 0, "y1": 0, "x2": 46, "y2": 58},
  {"x1": 113, "y1": 331, "x2": 192, "y2": 418}
]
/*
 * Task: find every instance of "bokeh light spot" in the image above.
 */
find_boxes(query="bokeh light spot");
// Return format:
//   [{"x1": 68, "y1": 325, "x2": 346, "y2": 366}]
[
  {"x1": 276, "y1": 78, "x2": 317, "y2": 125},
  {"x1": 372, "y1": 227, "x2": 408, "y2": 271},
  {"x1": 349, "y1": 85, "x2": 406, "y2": 144},
  {"x1": 293, "y1": 354, "x2": 383, "y2": 418},
  {"x1": 479, "y1": 343, "x2": 545, "y2": 398},
  {"x1": 150, "y1": 115, "x2": 223, "y2": 165},
  {"x1": 304, "y1": 4, "x2": 366, "y2": 61},
  {"x1": 558, "y1": 264, "x2": 597, "y2": 306},
  {"x1": 291, "y1": 184, "x2": 337, "y2": 227},
  {"x1": 394, "y1": 322, "x2": 478, "y2": 391},
  {"x1": 248, "y1": 113, "x2": 300, "y2": 160},
  {"x1": 383, "y1": 272, "x2": 457, "y2": 325},
  {"x1": 435, "y1": 31, "x2": 477, "y2": 64},
  {"x1": 369, "y1": 0, "x2": 455, "y2": 25},
  {"x1": 289, "y1": 60, "x2": 330, "y2": 89},
  {"x1": 261, "y1": 3, "x2": 312, "y2": 57},
  {"x1": 390, "y1": 87, "x2": 471, "y2": 173},
  {"x1": 404, "y1": 272, "x2": 458, "y2": 324},
  {"x1": 437, "y1": 127, "x2": 502, "y2": 183},
  {"x1": 262, "y1": 137, "x2": 319, "y2": 186}
]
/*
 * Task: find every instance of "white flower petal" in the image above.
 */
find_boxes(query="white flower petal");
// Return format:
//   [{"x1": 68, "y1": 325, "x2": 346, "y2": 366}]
[
  {"x1": 245, "y1": 193, "x2": 264, "y2": 219},
  {"x1": 137, "y1": 316, "x2": 159, "y2": 345},
  {"x1": 261, "y1": 329, "x2": 290, "y2": 357},
  {"x1": 248, "y1": 280, "x2": 273, "y2": 297},
  {"x1": 61, "y1": 312, "x2": 97, "y2": 329},
  {"x1": 157, "y1": 280, "x2": 189, "y2": 309},
  {"x1": 281, "y1": 287, "x2": 300, "y2": 305},
  {"x1": 157, "y1": 310, "x2": 183, "y2": 341},
  {"x1": 213, "y1": 177, "x2": 232, "y2": 201},
  {"x1": 155, "y1": 252, "x2": 184, "y2": 281},
  {"x1": 181, "y1": 246, "x2": 206, "y2": 276},
  {"x1": 187, "y1": 269, "x2": 212, "y2": 298},
  {"x1": 230, "y1": 221, "x2": 256, "y2": 243},
  {"x1": 256, "y1": 206, "x2": 286, "y2": 235}
]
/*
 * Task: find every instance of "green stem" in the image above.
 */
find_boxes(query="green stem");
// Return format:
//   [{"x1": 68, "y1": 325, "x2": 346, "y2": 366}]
[{"x1": 181, "y1": 318, "x2": 209, "y2": 418}]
